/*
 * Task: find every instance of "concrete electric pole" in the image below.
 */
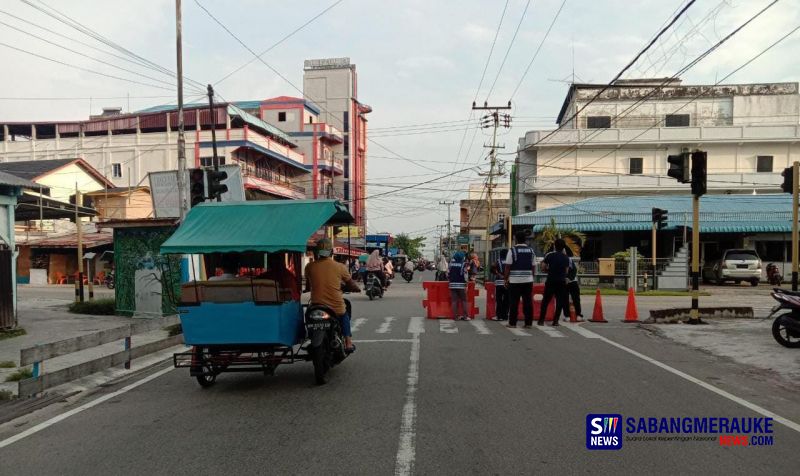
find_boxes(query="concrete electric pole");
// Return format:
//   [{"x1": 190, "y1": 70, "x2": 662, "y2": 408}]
[
  {"x1": 439, "y1": 200, "x2": 455, "y2": 254},
  {"x1": 175, "y1": 0, "x2": 187, "y2": 220}
]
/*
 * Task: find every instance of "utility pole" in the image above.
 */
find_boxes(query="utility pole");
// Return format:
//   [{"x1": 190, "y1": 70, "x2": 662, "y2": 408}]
[
  {"x1": 782, "y1": 162, "x2": 799, "y2": 290},
  {"x1": 75, "y1": 183, "x2": 84, "y2": 303},
  {"x1": 175, "y1": 0, "x2": 187, "y2": 219},
  {"x1": 473, "y1": 101, "x2": 511, "y2": 279},
  {"x1": 688, "y1": 151, "x2": 707, "y2": 325},
  {"x1": 439, "y1": 200, "x2": 455, "y2": 253}
]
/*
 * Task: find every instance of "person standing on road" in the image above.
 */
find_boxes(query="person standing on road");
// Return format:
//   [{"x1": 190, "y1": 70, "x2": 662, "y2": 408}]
[
  {"x1": 491, "y1": 250, "x2": 508, "y2": 321},
  {"x1": 564, "y1": 258, "x2": 583, "y2": 321},
  {"x1": 538, "y1": 239, "x2": 571, "y2": 327},
  {"x1": 448, "y1": 251, "x2": 471, "y2": 321},
  {"x1": 437, "y1": 252, "x2": 449, "y2": 281},
  {"x1": 504, "y1": 232, "x2": 536, "y2": 328}
]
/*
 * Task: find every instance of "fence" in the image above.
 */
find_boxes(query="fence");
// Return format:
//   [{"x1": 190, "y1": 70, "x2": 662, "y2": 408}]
[{"x1": 18, "y1": 315, "x2": 182, "y2": 397}]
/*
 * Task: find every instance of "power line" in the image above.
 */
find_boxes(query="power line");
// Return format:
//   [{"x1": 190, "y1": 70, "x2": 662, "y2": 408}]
[{"x1": 485, "y1": 0, "x2": 531, "y2": 102}]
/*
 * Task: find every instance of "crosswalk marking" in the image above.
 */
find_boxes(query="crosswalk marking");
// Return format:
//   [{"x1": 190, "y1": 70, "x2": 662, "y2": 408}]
[
  {"x1": 565, "y1": 324, "x2": 602, "y2": 339},
  {"x1": 533, "y1": 324, "x2": 566, "y2": 338},
  {"x1": 377, "y1": 316, "x2": 395, "y2": 334},
  {"x1": 439, "y1": 320, "x2": 458, "y2": 334},
  {"x1": 408, "y1": 316, "x2": 426, "y2": 334},
  {"x1": 505, "y1": 326, "x2": 531, "y2": 337},
  {"x1": 351, "y1": 318, "x2": 367, "y2": 333},
  {"x1": 469, "y1": 319, "x2": 492, "y2": 335}
]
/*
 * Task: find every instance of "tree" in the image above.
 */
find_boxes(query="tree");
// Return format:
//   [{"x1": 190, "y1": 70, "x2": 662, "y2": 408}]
[
  {"x1": 533, "y1": 218, "x2": 586, "y2": 256},
  {"x1": 393, "y1": 233, "x2": 426, "y2": 260}
]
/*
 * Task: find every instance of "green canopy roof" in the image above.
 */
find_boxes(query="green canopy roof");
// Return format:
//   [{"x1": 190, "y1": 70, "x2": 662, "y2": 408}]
[{"x1": 160, "y1": 200, "x2": 353, "y2": 254}]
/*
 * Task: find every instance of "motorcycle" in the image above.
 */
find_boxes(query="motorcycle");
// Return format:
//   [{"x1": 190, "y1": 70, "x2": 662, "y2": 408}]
[
  {"x1": 305, "y1": 299, "x2": 351, "y2": 385},
  {"x1": 416, "y1": 262, "x2": 425, "y2": 272},
  {"x1": 365, "y1": 272, "x2": 384, "y2": 300},
  {"x1": 766, "y1": 263, "x2": 783, "y2": 286},
  {"x1": 402, "y1": 269, "x2": 414, "y2": 283},
  {"x1": 105, "y1": 270, "x2": 115, "y2": 289},
  {"x1": 768, "y1": 288, "x2": 800, "y2": 348}
]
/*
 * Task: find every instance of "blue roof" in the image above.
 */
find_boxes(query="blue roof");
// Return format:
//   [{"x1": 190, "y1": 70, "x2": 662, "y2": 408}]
[{"x1": 513, "y1": 194, "x2": 793, "y2": 233}]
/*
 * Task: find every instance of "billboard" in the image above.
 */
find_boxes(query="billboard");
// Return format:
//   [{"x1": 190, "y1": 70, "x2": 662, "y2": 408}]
[{"x1": 149, "y1": 164, "x2": 245, "y2": 218}]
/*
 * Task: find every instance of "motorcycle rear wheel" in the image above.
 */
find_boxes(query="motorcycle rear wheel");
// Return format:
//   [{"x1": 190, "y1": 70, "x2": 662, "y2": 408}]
[
  {"x1": 772, "y1": 315, "x2": 800, "y2": 348},
  {"x1": 311, "y1": 341, "x2": 330, "y2": 385}
]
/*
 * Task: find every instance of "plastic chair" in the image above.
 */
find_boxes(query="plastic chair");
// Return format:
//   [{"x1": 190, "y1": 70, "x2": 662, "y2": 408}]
[
  {"x1": 55, "y1": 273, "x2": 68, "y2": 285},
  {"x1": 94, "y1": 271, "x2": 106, "y2": 285}
]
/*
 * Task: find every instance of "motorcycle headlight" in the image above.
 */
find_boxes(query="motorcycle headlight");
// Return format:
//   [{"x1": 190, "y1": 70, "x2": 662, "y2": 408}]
[{"x1": 308, "y1": 309, "x2": 331, "y2": 321}]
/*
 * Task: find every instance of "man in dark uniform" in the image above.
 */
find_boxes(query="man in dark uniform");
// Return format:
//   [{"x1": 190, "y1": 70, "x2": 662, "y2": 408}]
[
  {"x1": 538, "y1": 239, "x2": 571, "y2": 327},
  {"x1": 491, "y1": 250, "x2": 508, "y2": 321}
]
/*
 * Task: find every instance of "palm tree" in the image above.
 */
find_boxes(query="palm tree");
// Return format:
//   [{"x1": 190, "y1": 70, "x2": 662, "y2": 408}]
[{"x1": 534, "y1": 218, "x2": 586, "y2": 256}]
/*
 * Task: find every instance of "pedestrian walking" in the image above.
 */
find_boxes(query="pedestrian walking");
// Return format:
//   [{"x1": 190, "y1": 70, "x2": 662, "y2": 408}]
[
  {"x1": 563, "y1": 258, "x2": 583, "y2": 321},
  {"x1": 448, "y1": 251, "x2": 470, "y2": 321},
  {"x1": 538, "y1": 239, "x2": 570, "y2": 327},
  {"x1": 436, "y1": 252, "x2": 449, "y2": 281},
  {"x1": 504, "y1": 232, "x2": 536, "y2": 328},
  {"x1": 491, "y1": 250, "x2": 508, "y2": 321}
]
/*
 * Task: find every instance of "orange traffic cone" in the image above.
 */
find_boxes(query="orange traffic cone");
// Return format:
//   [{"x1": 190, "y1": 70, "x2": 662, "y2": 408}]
[
  {"x1": 623, "y1": 287, "x2": 639, "y2": 323},
  {"x1": 590, "y1": 289, "x2": 607, "y2": 323},
  {"x1": 568, "y1": 302, "x2": 582, "y2": 322}
]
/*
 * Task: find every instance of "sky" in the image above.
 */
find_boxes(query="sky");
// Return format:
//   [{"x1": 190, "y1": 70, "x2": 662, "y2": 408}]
[{"x1": 1, "y1": 0, "x2": 799, "y2": 255}]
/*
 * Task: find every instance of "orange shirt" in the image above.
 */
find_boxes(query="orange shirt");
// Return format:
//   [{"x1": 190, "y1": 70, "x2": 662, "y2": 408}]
[{"x1": 305, "y1": 258, "x2": 349, "y2": 315}]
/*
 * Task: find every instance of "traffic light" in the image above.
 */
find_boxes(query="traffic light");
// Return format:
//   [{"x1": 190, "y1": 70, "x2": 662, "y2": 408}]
[
  {"x1": 691, "y1": 151, "x2": 707, "y2": 197},
  {"x1": 189, "y1": 168, "x2": 205, "y2": 207},
  {"x1": 667, "y1": 152, "x2": 690, "y2": 183},
  {"x1": 782, "y1": 166, "x2": 794, "y2": 194},
  {"x1": 651, "y1": 207, "x2": 667, "y2": 230},
  {"x1": 206, "y1": 169, "x2": 228, "y2": 201}
]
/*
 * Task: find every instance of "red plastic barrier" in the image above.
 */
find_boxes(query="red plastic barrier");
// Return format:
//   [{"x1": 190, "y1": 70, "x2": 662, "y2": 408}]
[
  {"x1": 485, "y1": 282, "x2": 496, "y2": 320},
  {"x1": 519, "y1": 283, "x2": 555, "y2": 322},
  {"x1": 422, "y1": 281, "x2": 479, "y2": 319}
]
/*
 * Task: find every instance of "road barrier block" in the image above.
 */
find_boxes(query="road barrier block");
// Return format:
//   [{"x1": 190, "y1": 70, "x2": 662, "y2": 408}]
[
  {"x1": 422, "y1": 281, "x2": 479, "y2": 319},
  {"x1": 485, "y1": 282, "x2": 496, "y2": 320}
]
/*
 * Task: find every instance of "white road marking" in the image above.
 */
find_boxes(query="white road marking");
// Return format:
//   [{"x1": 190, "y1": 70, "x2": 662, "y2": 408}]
[
  {"x1": 469, "y1": 319, "x2": 492, "y2": 335},
  {"x1": 563, "y1": 324, "x2": 601, "y2": 339},
  {"x1": 505, "y1": 326, "x2": 531, "y2": 337},
  {"x1": 0, "y1": 366, "x2": 175, "y2": 449},
  {"x1": 351, "y1": 317, "x2": 367, "y2": 333},
  {"x1": 376, "y1": 316, "x2": 395, "y2": 334},
  {"x1": 353, "y1": 339, "x2": 415, "y2": 343},
  {"x1": 438, "y1": 320, "x2": 458, "y2": 334},
  {"x1": 407, "y1": 316, "x2": 425, "y2": 334},
  {"x1": 571, "y1": 326, "x2": 800, "y2": 434},
  {"x1": 533, "y1": 324, "x2": 566, "y2": 338},
  {"x1": 395, "y1": 333, "x2": 421, "y2": 476}
]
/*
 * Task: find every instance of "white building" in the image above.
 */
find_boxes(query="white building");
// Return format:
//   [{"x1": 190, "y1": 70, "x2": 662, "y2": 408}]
[{"x1": 515, "y1": 79, "x2": 800, "y2": 212}]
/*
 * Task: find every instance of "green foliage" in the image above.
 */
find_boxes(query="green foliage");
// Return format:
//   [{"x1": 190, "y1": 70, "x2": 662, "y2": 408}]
[
  {"x1": 0, "y1": 361, "x2": 16, "y2": 368},
  {"x1": 68, "y1": 298, "x2": 116, "y2": 315},
  {"x1": 164, "y1": 323, "x2": 182, "y2": 337},
  {"x1": 0, "y1": 328, "x2": 26, "y2": 341},
  {"x1": 0, "y1": 389, "x2": 13, "y2": 401},
  {"x1": 534, "y1": 218, "x2": 586, "y2": 256},
  {"x1": 5, "y1": 368, "x2": 33, "y2": 382},
  {"x1": 393, "y1": 233, "x2": 426, "y2": 260}
]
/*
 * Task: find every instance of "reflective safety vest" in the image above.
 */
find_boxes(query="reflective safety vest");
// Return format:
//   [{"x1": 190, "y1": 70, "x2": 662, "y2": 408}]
[
  {"x1": 494, "y1": 259, "x2": 506, "y2": 287},
  {"x1": 509, "y1": 245, "x2": 534, "y2": 279},
  {"x1": 448, "y1": 261, "x2": 467, "y2": 289}
]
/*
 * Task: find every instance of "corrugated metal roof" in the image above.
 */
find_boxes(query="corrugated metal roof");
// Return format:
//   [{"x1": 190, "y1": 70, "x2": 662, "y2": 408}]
[
  {"x1": 514, "y1": 194, "x2": 793, "y2": 233},
  {"x1": 0, "y1": 170, "x2": 37, "y2": 188},
  {"x1": 227, "y1": 104, "x2": 294, "y2": 145},
  {"x1": 0, "y1": 159, "x2": 74, "y2": 180}
]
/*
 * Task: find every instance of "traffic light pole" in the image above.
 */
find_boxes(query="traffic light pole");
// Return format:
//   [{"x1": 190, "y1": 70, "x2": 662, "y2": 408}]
[
  {"x1": 175, "y1": 0, "x2": 187, "y2": 220},
  {"x1": 652, "y1": 222, "x2": 657, "y2": 291},
  {"x1": 793, "y1": 161, "x2": 799, "y2": 291},
  {"x1": 207, "y1": 84, "x2": 222, "y2": 202},
  {"x1": 689, "y1": 195, "x2": 701, "y2": 324}
]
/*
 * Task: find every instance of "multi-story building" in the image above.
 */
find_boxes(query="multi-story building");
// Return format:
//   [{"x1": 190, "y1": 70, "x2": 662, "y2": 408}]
[
  {"x1": 515, "y1": 79, "x2": 799, "y2": 212},
  {"x1": 459, "y1": 183, "x2": 510, "y2": 250},
  {"x1": 303, "y1": 57, "x2": 371, "y2": 229}
]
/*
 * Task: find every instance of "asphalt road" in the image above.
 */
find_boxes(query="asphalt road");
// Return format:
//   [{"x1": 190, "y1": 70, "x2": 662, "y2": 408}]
[{"x1": 2, "y1": 272, "x2": 799, "y2": 475}]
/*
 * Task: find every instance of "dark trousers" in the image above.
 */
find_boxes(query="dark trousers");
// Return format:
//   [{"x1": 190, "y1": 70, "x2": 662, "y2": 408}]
[
  {"x1": 566, "y1": 281, "x2": 582, "y2": 317},
  {"x1": 508, "y1": 282, "x2": 533, "y2": 326},
  {"x1": 495, "y1": 285, "x2": 508, "y2": 320},
  {"x1": 540, "y1": 280, "x2": 568, "y2": 324}
]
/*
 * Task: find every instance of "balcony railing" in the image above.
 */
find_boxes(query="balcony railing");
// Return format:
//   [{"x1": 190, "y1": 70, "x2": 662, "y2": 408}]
[
  {"x1": 523, "y1": 173, "x2": 783, "y2": 193},
  {"x1": 200, "y1": 128, "x2": 306, "y2": 166}
]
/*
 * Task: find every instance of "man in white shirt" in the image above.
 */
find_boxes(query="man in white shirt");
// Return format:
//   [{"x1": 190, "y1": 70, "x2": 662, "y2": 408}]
[{"x1": 503, "y1": 231, "x2": 536, "y2": 328}]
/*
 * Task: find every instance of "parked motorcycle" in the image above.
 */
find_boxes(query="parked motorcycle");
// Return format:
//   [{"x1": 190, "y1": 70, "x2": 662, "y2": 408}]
[
  {"x1": 105, "y1": 270, "x2": 115, "y2": 289},
  {"x1": 402, "y1": 269, "x2": 414, "y2": 283},
  {"x1": 305, "y1": 299, "x2": 351, "y2": 385},
  {"x1": 768, "y1": 288, "x2": 800, "y2": 348},
  {"x1": 365, "y1": 272, "x2": 384, "y2": 300},
  {"x1": 766, "y1": 263, "x2": 783, "y2": 286}
]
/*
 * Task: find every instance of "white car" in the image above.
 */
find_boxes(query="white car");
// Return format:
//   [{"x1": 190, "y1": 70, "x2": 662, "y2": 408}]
[{"x1": 702, "y1": 249, "x2": 762, "y2": 286}]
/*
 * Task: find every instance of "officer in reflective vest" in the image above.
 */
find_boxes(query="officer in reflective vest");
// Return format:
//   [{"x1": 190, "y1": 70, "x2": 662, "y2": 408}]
[
  {"x1": 448, "y1": 251, "x2": 470, "y2": 321},
  {"x1": 503, "y1": 231, "x2": 536, "y2": 328},
  {"x1": 491, "y1": 250, "x2": 508, "y2": 321}
]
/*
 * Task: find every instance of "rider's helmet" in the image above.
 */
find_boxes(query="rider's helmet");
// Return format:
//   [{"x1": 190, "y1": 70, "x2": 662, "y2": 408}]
[{"x1": 316, "y1": 238, "x2": 333, "y2": 258}]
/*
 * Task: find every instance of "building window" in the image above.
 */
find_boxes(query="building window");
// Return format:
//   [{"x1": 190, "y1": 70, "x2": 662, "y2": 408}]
[
  {"x1": 629, "y1": 157, "x2": 643, "y2": 175},
  {"x1": 309, "y1": 116, "x2": 314, "y2": 124},
  {"x1": 111, "y1": 163, "x2": 122, "y2": 178},
  {"x1": 343, "y1": 111, "x2": 349, "y2": 132},
  {"x1": 665, "y1": 114, "x2": 690, "y2": 127},
  {"x1": 200, "y1": 156, "x2": 226, "y2": 167},
  {"x1": 756, "y1": 155, "x2": 773, "y2": 173},
  {"x1": 586, "y1": 116, "x2": 611, "y2": 129},
  {"x1": 278, "y1": 112, "x2": 286, "y2": 122},
  {"x1": 497, "y1": 212, "x2": 506, "y2": 223}
]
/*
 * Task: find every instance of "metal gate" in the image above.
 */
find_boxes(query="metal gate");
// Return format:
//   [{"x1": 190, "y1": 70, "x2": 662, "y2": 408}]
[{"x1": 0, "y1": 248, "x2": 14, "y2": 329}]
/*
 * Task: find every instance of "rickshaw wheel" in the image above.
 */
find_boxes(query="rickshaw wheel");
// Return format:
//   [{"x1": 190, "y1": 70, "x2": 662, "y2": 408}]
[{"x1": 195, "y1": 347, "x2": 218, "y2": 388}]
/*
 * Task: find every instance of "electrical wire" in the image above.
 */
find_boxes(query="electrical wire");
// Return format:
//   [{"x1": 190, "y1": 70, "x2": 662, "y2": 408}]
[{"x1": 485, "y1": 0, "x2": 531, "y2": 102}]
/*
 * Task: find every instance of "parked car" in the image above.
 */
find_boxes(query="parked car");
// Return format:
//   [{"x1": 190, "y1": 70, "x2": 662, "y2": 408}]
[{"x1": 702, "y1": 248, "x2": 762, "y2": 286}]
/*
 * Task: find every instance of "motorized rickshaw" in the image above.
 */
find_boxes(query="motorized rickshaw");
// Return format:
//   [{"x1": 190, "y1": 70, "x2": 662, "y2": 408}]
[{"x1": 162, "y1": 199, "x2": 355, "y2": 386}]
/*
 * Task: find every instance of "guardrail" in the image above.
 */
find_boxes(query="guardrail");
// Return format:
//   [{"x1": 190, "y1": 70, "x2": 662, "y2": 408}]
[{"x1": 18, "y1": 315, "x2": 183, "y2": 397}]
